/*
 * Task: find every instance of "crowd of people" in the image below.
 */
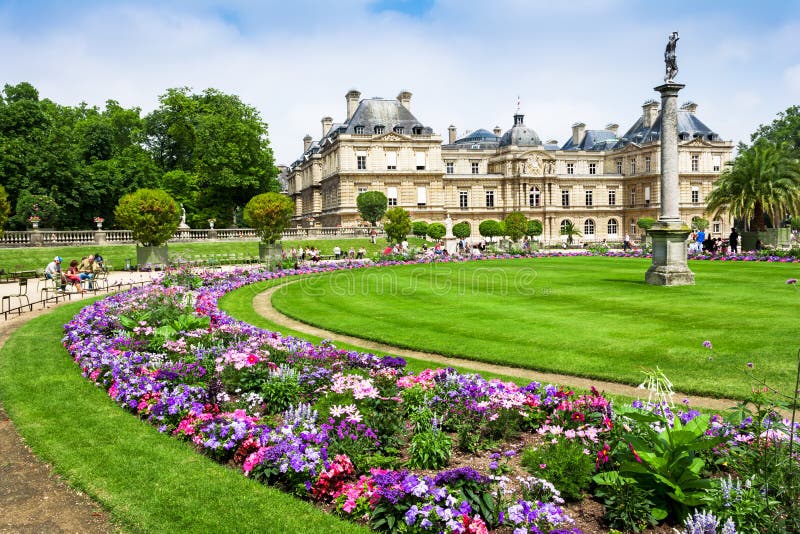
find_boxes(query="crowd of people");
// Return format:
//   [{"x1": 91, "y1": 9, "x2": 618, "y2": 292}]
[
  {"x1": 689, "y1": 228, "x2": 741, "y2": 255},
  {"x1": 44, "y1": 253, "x2": 104, "y2": 293}
]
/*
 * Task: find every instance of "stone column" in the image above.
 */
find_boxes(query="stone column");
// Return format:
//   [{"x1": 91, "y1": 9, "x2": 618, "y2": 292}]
[{"x1": 645, "y1": 82, "x2": 694, "y2": 286}]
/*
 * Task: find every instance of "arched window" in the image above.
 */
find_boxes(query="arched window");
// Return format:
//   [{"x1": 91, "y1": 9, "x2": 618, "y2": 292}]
[
  {"x1": 529, "y1": 186, "x2": 541, "y2": 207},
  {"x1": 584, "y1": 219, "x2": 595, "y2": 236},
  {"x1": 607, "y1": 218, "x2": 619, "y2": 235},
  {"x1": 560, "y1": 219, "x2": 572, "y2": 233}
]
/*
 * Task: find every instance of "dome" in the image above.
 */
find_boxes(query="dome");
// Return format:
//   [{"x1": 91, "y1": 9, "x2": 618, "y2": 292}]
[{"x1": 499, "y1": 112, "x2": 542, "y2": 148}]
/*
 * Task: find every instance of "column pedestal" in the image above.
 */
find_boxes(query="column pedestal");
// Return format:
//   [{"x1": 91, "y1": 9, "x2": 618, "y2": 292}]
[
  {"x1": 443, "y1": 236, "x2": 458, "y2": 255},
  {"x1": 645, "y1": 224, "x2": 694, "y2": 286}
]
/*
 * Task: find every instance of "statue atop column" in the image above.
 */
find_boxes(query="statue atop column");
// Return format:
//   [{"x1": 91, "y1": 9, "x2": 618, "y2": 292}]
[{"x1": 664, "y1": 31, "x2": 679, "y2": 83}]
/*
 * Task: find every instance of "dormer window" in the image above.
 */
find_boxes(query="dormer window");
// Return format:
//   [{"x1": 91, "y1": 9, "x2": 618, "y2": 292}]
[
  {"x1": 374, "y1": 125, "x2": 385, "y2": 135},
  {"x1": 354, "y1": 125, "x2": 365, "y2": 134},
  {"x1": 393, "y1": 126, "x2": 404, "y2": 134},
  {"x1": 412, "y1": 126, "x2": 423, "y2": 135}
]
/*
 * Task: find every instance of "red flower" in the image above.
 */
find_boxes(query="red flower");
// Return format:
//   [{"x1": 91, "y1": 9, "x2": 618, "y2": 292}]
[{"x1": 628, "y1": 442, "x2": 642, "y2": 463}]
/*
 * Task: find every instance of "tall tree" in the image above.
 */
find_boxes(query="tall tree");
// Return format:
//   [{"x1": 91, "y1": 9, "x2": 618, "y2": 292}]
[
  {"x1": 357, "y1": 191, "x2": 388, "y2": 226},
  {"x1": 706, "y1": 139, "x2": 800, "y2": 231},
  {"x1": 752, "y1": 105, "x2": 800, "y2": 157}
]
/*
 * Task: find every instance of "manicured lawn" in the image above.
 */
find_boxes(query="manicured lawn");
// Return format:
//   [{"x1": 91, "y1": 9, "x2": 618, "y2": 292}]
[
  {"x1": 0, "y1": 237, "x2": 422, "y2": 273},
  {"x1": 0, "y1": 301, "x2": 368, "y2": 534},
  {"x1": 271, "y1": 256, "x2": 800, "y2": 399}
]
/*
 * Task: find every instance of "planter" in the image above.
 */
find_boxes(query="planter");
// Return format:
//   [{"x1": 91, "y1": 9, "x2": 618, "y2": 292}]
[
  {"x1": 136, "y1": 245, "x2": 169, "y2": 270},
  {"x1": 31, "y1": 221, "x2": 39, "y2": 230},
  {"x1": 259, "y1": 243, "x2": 283, "y2": 268},
  {"x1": 96, "y1": 222, "x2": 103, "y2": 230},
  {"x1": 741, "y1": 228, "x2": 791, "y2": 251}
]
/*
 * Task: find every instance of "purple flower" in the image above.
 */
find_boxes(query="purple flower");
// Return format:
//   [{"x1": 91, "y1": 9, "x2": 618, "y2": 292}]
[
  {"x1": 702, "y1": 340, "x2": 713, "y2": 349},
  {"x1": 747, "y1": 362, "x2": 754, "y2": 368},
  {"x1": 787, "y1": 278, "x2": 797, "y2": 284}
]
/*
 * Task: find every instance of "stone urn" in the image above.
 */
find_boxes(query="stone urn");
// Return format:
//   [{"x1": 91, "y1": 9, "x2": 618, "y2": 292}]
[
  {"x1": 96, "y1": 221, "x2": 103, "y2": 230},
  {"x1": 31, "y1": 221, "x2": 39, "y2": 230}
]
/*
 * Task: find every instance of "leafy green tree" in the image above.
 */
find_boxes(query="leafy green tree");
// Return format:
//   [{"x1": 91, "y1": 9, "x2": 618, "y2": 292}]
[
  {"x1": 504, "y1": 211, "x2": 528, "y2": 242},
  {"x1": 690, "y1": 217, "x2": 709, "y2": 231},
  {"x1": 561, "y1": 220, "x2": 582, "y2": 245},
  {"x1": 145, "y1": 87, "x2": 278, "y2": 225},
  {"x1": 706, "y1": 139, "x2": 800, "y2": 231},
  {"x1": 357, "y1": 191, "x2": 388, "y2": 226},
  {"x1": 637, "y1": 217, "x2": 656, "y2": 233},
  {"x1": 383, "y1": 207, "x2": 411, "y2": 243},
  {"x1": 412, "y1": 220, "x2": 429, "y2": 238},
  {"x1": 426, "y1": 222, "x2": 446, "y2": 240},
  {"x1": 452, "y1": 221, "x2": 471, "y2": 239},
  {"x1": 114, "y1": 189, "x2": 180, "y2": 247},
  {"x1": 791, "y1": 216, "x2": 800, "y2": 231},
  {"x1": 0, "y1": 185, "x2": 10, "y2": 234},
  {"x1": 160, "y1": 170, "x2": 202, "y2": 226},
  {"x1": 243, "y1": 193, "x2": 294, "y2": 244},
  {"x1": 752, "y1": 105, "x2": 800, "y2": 157},
  {"x1": 478, "y1": 219, "x2": 503, "y2": 242},
  {"x1": 526, "y1": 219, "x2": 543, "y2": 238},
  {"x1": 13, "y1": 192, "x2": 59, "y2": 227}
]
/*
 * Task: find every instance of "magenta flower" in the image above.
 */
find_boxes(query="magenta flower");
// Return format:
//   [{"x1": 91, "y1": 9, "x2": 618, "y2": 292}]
[
  {"x1": 787, "y1": 278, "x2": 797, "y2": 285},
  {"x1": 702, "y1": 340, "x2": 713, "y2": 349},
  {"x1": 747, "y1": 362, "x2": 754, "y2": 368}
]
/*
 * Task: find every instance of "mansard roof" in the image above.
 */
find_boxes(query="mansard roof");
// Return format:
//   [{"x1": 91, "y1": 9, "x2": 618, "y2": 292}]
[
  {"x1": 616, "y1": 109, "x2": 721, "y2": 148},
  {"x1": 445, "y1": 128, "x2": 500, "y2": 149},
  {"x1": 343, "y1": 98, "x2": 434, "y2": 135},
  {"x1": 561, "y1": 129, "x2": 619, "y2": 151}
]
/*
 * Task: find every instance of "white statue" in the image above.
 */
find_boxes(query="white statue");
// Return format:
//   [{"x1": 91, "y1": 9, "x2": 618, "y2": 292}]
[
  {"x1": 444, "y1": 213, "x2": 453, "y2": 237},
  {"x1": 180, "y1": 204, "x2": 187, "y2": 225}
]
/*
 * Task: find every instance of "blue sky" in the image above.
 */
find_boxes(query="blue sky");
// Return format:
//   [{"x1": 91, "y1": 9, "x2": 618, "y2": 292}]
[{"x1": 1, "y1": 0, "x2": 799, "y2": 164}]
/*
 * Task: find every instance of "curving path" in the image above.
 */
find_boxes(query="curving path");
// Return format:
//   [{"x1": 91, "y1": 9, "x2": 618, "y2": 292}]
[{"x1": 253, "y1": 281, "x2": 738, "y2": 412}]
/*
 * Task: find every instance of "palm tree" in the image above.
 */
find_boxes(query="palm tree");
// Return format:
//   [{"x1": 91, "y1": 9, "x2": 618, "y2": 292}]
[
  {"x1": 706, "y1": 139, "x2": 800, "y2": 231},
  {"x1": 560, "y1": 220, "x2": 582, "y2": 245}
]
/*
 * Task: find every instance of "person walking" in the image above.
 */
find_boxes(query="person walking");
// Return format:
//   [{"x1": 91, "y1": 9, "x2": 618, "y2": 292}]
[
  {"x1": 729, "y1": 228, "x2": 739, "y2": 254},
  {"x1": 623, "y1": 233, "x2": 631, "y2": 252}
]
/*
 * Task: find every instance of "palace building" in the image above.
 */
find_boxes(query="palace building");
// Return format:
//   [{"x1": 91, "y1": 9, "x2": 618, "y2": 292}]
[{"x1": 285, "y1": 90, "x2": 734, "y2": 243}]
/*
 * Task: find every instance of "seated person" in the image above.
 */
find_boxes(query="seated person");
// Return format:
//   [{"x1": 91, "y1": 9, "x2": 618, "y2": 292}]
[
  {"x1": 65, "y1": 260, "x2": 84, "y2": 294},
  {"x1": 93, "y1": 252, "x2": 105, "y2": 270},
  {"x1": 44, "y1": 256, "x2": 66, "y2": 291},
  {"x1": 78, "y1": 255, "x2": 100, "y2": 288}
]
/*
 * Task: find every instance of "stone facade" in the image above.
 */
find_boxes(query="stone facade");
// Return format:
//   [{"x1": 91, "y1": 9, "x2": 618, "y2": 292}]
[{"x1": 286, "y1": 90, "x2": 734, "y2": 244}]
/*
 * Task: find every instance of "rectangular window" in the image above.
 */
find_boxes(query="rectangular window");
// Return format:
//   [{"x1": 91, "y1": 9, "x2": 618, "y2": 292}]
[
  {"x1": 387, "y1": 186, "x2": 398, "y2": 206},
  {"x1": 417, "y1": 186, "x2": 427, "y2": 206},
  {"x1": 354, "y1": 126, "x2": 364, "y2": 134},
  {"x1": 459, "y1": 190, "x2": 469, "y2": 209},
  {"x1": 630, "y1": 188, "x2": 636, "y2": 206},
  {"x1": 386, "y1": 152, "x2": 397, "y2": 170},
  {"x1": 588, "y1": 162, "x2": 596, "y2": 175},
  {"x1": 616, "y1": 160, "x2": 623, "y2": 174},
  {"x1": 485, "y1": 190, "x2": 495, "y2": 208},
  {"x1": 446, "y1": 161, "x2": 454, "y2": 174},
  {"x1": 644, "y1": 186, "x2": 651, "y2": 206},
  {"x1": 713, "y1": 155, "x2": 721, "y2": 172},
  {"x1": 585, "y1": 189, "x2": 593, "y2": 206},
  {"x1": 566, "y1": 162, "x2": 574, "y2": 175},
  {"x1": 357, "y1": 186, "x2": 368, "y2": 194},
  {"x1": 691, "y1": 186, "x2": 699, "y2": 203},
  {"x1": 608, "y1": 189, "x2": 616, "y2": 206},
  {"x1": 691, "y1": 154, "x2": 699, "y2": 172},
  {"x1": 713, "y1": 221, "x2": 721, "y2": 233},
  {"x1": 561, "y1": 190, "x2": 570, "y2": 207},
  {"x1": 645, "y1": 156, "x2": 651, "y2": 173},
  {"x1": 630, "y1": 159, "x2": 636, "y2": 174},
  {"x1": 415, "y1": 152, "x2": 426, "y2": 170},
  {"x1": 356, "y1": 153, "x2": 366, "y2": 170},
  {"x1": 631, "y1": 222, "x2": 637, "y2": 235},
  {"x1": 471, "y1": 161, "x2": 480, "y2": 174}
]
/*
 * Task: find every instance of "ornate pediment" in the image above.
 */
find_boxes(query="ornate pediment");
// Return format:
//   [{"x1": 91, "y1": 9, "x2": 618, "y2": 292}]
[
  {"x1": 375, "y1": 132, "x2": 409, "y2": 142},
  {"x1": 680, "y1": 137, "x2": 713, "y2": 148}
]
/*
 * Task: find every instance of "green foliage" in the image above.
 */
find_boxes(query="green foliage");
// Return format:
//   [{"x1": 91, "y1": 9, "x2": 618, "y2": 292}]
[
  {"x1": 752, "y1": 105, "x2": 800, "y2": 156},
  {"x1": 478, "y1": 219, "x2": 503, "y2": 242},
  {"x1": 504, "y1": 211, "x2": 528, "y2": 242},
  {"x1": 0, "y1": 184, "x2": 11, "y2": 233},
  {"x1": 707, "y1": 139, "x2": 800, "y2": 231},
  {"x1": 560, "y1": 220, "x2": 582, "y2": 245},
  {"x1": 426, "y1": 222, "x2": 446, "y2": 240},
  {"x1": 243, "y1": 193, "x2": 294, "y2": 244},
  {"x1": 260, "y1": 366, "x2": 301, "y2": 415},
  {"x1": 452, "y1": 221, "x2": 471, "y2": 239},
  {"x1": 691, "y1": 217, "x2": 709, "y2": 231},
  {"x1": 520, "y1": 438, "x2": 595, "y2": 501},
  {"x1": 356, "y1": 191, "x2": 388, "y2": 226},
  {"x1": 114, "y1": 188, "x2": 180, "y2": 247},
  {"x1": 637, "y1": 217, "x2": 656, "y2": 232},
  {"x1": 383, "y1": 207, "x2": 411, "y2": 243},
  {"x1": 701, "y1": 475, "x2": 777, "y2": 533},
  {"x1": 790, "y1": 216, "x2": 800, "y2": 230},
  {"x1": 412, "y1": 220, "x2": 428, "y2": 238},
  {"x1": 14, "y1": 191, "x2": 59, "y2": 227},
  {"x1": 592, "y1": 471, "x2": 659, "y2": 532},
  {"x1": 526, "y1": 219, "x2": 543, "y2": 237},
  {"x1": 601, "y1": 409, "x2": 724, "y2": 521},
  {"x1": 407, "y1": 424, "x2": 451, "y2": 470}
]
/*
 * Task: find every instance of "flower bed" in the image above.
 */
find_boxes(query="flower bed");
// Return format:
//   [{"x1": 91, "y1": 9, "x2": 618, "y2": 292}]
[{"x1": 63, "y1": 263, "x2": 800, "y2": 533}]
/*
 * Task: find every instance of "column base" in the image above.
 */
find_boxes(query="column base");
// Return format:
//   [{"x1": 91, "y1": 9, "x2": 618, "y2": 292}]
[
  {"x1": 443, "y1": 236, "x2": 458, "y2": 255},
  {"x1": 645, "y1": 226, "x2": 694, "y2": 286}
]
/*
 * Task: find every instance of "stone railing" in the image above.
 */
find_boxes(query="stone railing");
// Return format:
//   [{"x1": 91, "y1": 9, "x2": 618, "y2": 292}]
[{"x1": 0, "y1": 227, "x2": 386, "y2": 248}]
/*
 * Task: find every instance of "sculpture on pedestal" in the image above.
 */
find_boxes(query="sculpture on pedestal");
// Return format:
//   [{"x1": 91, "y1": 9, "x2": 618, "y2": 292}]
[{"x1": 664, "y1": 31, "x2": 679, "y2": 83}]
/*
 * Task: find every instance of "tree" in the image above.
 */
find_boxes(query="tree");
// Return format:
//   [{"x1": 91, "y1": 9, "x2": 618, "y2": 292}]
[
  {"x1": 384, "y1": 207, "x2": 411, "y2": 243},
  {"x1": 412, "y1": 221, "x2": 429, "y2": 238},
  {"x1": 13, "y1": 192, "x2": 59, "y2": 228},
  {"x1": 752, "y1": 105, "x2": 800, "y2": 157},
  {"x1": 690, "y1": 217, "x2": 709, "y2": 231},
  {"x1": 478, "y1": 219, "x2": 503, "y2": 242},
  {"x1": 637, "y1": 217, "x2": 656, "y2": 233},
  {"x1": 561, "y1": 220, "x2": 582, "y2": 245},
  {"x1": 452, "y1": 221, "x2": 471, "y2": 239},
  {"x1": 357, "y1": 191, "x2": 388, "y2": 227},
  {"x1": 0, "y1": 185, "x2": 10, "y2": 235},
  {"x1": 427, "y1": 222, "x2": 446, "y2": 240},
  {"x1": 243, "y1": 193, "x2": 294, "y2": 244},
  {"x1": 706, "y1": 139, "x2": 800, "y2": 231},
  {"x1": 114, "y1": 189, "x2": 180, "y2": 247},
  {"x1": 526, "y1": 219, "x2": 543, "y2": 238},
  {"x1": 504, "y1": 211, "x2": 528, "y2": 242}
]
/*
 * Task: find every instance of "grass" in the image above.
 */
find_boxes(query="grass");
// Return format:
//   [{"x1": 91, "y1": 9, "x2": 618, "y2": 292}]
[
  {"x1": 0, "y1": 237, "x2": 425, "y2": 273},
  {"x1": 0, "y1": 300, "x2": 368, "y2": 534},
  {"x1": 271, "y1": 256, "x2": 800, "y2": 400}
]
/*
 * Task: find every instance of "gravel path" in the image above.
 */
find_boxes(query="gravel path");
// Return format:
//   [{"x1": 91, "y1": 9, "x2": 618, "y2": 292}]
[{"x1": 253, "y1": 281, "x2": 739, "y2": 412}]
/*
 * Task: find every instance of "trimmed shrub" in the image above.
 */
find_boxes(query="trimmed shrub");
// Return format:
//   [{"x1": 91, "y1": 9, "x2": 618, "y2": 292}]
[
  {"x1": 244, "y1": 193, "x2": 294, "y2": 244},
  {"x1": 114, "y1": 189, "x2": 180, "y2": 247},
  {"x1": 427, "y1": 222, "x2": 446, "y2": 240}
]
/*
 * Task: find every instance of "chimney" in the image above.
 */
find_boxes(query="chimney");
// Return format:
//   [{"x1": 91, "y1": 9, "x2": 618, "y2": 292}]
[
  {"x1": 321, "y1": 116, "x2": 333, "y2": 137},
  {"x1": 345, "y1": 89, "x2": 361, "y2": 121},
  {"x1": 448, "y1": 125, "x2": 457, "y2": 144},
  {"x1": 681, "y1": 101, "x2": 698, "y2": 113},
  {"x1": 303, "y1": 134, "x2": 312, "y2": 152},
  {"x1": 571, "y1": 122, "x2": 586, "y2": 147},
  {"x1": 493, "y1": 125, "x2": 502, "y2": 136},
  {"x1": 642, "y1": 100, "x2": 659, "y2": 128},
  {"x1": 397, "y1": 90, "x2": 412, "y2": 112},
  {"x1": 605, "y1": 123, "x2": 619, "y2": 135}
]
